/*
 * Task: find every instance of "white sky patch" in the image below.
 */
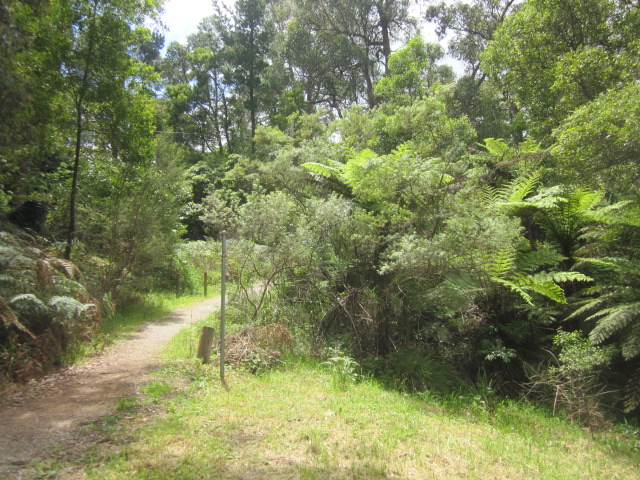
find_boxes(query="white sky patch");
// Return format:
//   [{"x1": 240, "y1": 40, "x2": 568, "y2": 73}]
[{"x1": 161, "y1": 0, "x2": 223, "y2": 46}]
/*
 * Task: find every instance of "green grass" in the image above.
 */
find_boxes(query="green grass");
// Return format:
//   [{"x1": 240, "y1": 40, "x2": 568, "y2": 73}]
[
  {"x1": 46, "y1": 307, "x2": 640, "y2": 479},
  {"x1": 71, "y1": 357, "x2": 639, "y2": 480}
]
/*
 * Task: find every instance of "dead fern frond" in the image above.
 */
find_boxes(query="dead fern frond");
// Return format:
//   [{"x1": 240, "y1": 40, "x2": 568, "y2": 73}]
[
  {"x1": 49, "y1": 258, "x2": 81, "y2": 280},
  {"x1": 624, "y1": 368, "x2": 640, "y2": 412},
  {"x1": 0, "y1": 297, "x2": 35, "y2": 339},
  {"x1": 35, "y1": 259, "x2": 56, "y2": 289}
]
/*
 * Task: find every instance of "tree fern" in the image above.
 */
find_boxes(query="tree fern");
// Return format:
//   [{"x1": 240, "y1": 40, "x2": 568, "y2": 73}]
[
  {"x1": 589, "y1": 303, "x2": 640, "y2": 346},
  {"x1": 516, "y1": 248, "x2": 567, "y2": 272},
  {"x1": 301, "y1": 160, "x2": 343, "y2": 179}
]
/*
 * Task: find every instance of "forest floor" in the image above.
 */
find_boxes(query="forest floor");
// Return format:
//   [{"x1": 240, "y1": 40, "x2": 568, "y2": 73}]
[{"x1": 0, "y1": 296, "x2": 220, "y2": 478}]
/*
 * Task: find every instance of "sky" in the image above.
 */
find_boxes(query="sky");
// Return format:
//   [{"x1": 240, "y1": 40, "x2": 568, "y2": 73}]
[{"x1": 160, "y1": 0, "x2": 220, "y2": 45}]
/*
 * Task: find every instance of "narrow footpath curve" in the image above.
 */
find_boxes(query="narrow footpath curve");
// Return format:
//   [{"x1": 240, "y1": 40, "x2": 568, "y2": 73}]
[{"x1": 0, "y1": 296, "x2": 220, "y2": 476}]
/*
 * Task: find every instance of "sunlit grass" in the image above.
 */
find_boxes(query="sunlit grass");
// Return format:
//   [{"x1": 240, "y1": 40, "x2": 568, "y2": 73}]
[{"x1": 78, "y1": 358, "x2": 640, "y2": 480}]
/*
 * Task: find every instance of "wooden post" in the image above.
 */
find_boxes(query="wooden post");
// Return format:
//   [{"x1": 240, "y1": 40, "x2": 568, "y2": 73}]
[
  {"x1": 204, "y1": 271, "x2": 208, "y2": 297},
  {"x1": 197, "y1": 326, "x2": 215, "y2": 364}
]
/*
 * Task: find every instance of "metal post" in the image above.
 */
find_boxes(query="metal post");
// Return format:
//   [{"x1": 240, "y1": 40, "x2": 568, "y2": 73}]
[{"x1": 220, "y1": 230, "x2": 227, "y2": 383}]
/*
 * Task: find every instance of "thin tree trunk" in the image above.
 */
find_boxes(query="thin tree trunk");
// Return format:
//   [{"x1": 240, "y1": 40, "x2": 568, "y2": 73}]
[
  {"x1": 65, "y1": 0, "x2": 99, "y2": 260},
  {"x1": 249, "y1": 24, "x2": 256, "y2": 154}
]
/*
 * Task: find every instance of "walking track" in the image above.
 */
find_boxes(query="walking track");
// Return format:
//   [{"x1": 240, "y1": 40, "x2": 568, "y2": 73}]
[{"x1": 0, "y1": 296, "x2": 220, "y2": 477}]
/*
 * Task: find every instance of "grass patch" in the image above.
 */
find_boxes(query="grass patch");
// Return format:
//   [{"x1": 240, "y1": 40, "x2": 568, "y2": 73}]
[{"x1": 73, "y1": 358, "x2": 639, "y2": 480}]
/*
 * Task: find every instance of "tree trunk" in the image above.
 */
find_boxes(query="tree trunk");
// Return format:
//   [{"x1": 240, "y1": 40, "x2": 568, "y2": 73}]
[{"x1": 64, "y1": 0, "x2": 99, "y2": 260}]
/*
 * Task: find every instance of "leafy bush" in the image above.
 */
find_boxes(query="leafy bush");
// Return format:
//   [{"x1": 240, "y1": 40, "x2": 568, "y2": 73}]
[
  {"x1": 168, "y1": 240, "x2": 221, "y2": 295},
  {"x1": 525, "y1": 330, "x2": 614, "y2": 428},
  {"x1": 322, "y1": 348, "x2": 361, "y2": 389}
]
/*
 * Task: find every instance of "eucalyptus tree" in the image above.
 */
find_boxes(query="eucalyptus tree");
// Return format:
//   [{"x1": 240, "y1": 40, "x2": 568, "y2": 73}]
[
  {"x1": 425, "y1": 0, "x2": 520, "y2": 84},
  {"x1": 423, "y1": 0, "x2": 521, "y2": 141},
  {"x1": 163, "y1": 14, "x2": 233, "y2": 155},
  {"x1": 226, "y1": 0, "x2": 275, "y2": 151},
  {"x1": 58, "y1": 0, "x2": 162, "y2": 259},
  {"x1": 291, "y1": 0, "x2": 415, "y2": 108}
]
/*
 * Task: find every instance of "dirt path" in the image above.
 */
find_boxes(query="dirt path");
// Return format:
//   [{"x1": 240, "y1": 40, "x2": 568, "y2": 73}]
[{"x1": 0, "y1": 296, "x2": 220, "y2": 477}]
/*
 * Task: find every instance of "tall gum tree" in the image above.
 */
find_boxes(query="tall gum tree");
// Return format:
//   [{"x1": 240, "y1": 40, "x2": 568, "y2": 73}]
[
  {"x1": 292, "y1": 0, "x2": 414, "y2": 108},
  {"x1": 61, "y1": 0, "x2": 161, "y2": 259}
]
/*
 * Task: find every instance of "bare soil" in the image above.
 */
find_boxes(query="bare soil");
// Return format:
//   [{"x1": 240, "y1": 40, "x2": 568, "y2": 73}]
[{"x1": 0, "y1": 296, "x2": 220, "y2": 477}]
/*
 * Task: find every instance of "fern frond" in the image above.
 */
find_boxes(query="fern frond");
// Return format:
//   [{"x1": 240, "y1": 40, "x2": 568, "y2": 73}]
[
  {"x1": 480, "y1": 185, "x2": 498, "y2": 206},
  {"x1": 516, "y1": 274, "x2": 566, "y2": 304},
  {"x1": 565, "y1": 297, "x2": 608, "y2": 321},
  {"x1": 491, "y1": 277, "x2": 533, "y2": 305},
  {"x1": 516, "y1": 249, "x2": 567, "y2": 272},
  {"x1": 342, "y1": 149, "x2": 378, "y2": 187},
  {"x1": 50, "y1": 258, "x2": 81, "y2": 280},
  {"x1": 488, "y1": 249, "x2": 516, "y2": 278},
  {"x1": 532, "y1": 271, "x2": 592, "y2": 284},
  {"x1": 0, "y1": 297, "x2": 35, "y2": 338},
  {"x1": 576, "y1": 257, "x2": 640, "y2": 276},
  {"x1": 48, "y1": 296, "x2": 94, "y2": 319},
  {"x1": 589, "y1": 303, "x2": 640, "y2": 344},
  {"x1": 481, "y1": 137, "x2": 509, "y2": 157},
  {"x1": 495, "y1": 173, "x2": 540, "y2": 204},
  {"x1": 0, "y1": 274, "x2": 30, "y2": 293},
  {"x1": 621, "y1": 325, "x2": 640, "y2": 360},
  {"x1": 564, "y1": 188, "x2": 603, "y2": 216},
  {"x1": 9, "y1": 293, "x2": 48, "y2": 313},
  {"x1": 301, "y1": 162, "x2": 343, "y2": 178},
  {"x1": 587, "y1": 201, "x2": 640, "y2": 226}
]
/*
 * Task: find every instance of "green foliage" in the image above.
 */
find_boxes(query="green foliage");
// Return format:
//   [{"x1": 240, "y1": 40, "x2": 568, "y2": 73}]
[
  {"x1": 0, "y1": 229, "x2": 100, "y2": 383},
  {"x1": 367, "y1": 347, "x2": 458, "y2": 393},
  {"x1": 322, "y1": 349, "x2": 360, "y2": 389},
  {"x1": 527, "y1": 330, "x2": 614, "y2": 427},
  {"x1": 552, "y1": 82, "x2": 640, "y2": 196},
  {"x1": 170, "y1": 241, "x2": 220, "y2": 295},
  {"x1": 374, "y1": 36, "x2": 454, "y2": 105},
  {"x1": 483, "y1": 0, "x2": 634, "y2": 138}
]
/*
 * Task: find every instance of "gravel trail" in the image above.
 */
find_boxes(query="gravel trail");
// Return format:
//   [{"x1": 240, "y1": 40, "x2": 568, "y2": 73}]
[{"x1": 0, "y1": 296, "x2": 220, "y2": 477}]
